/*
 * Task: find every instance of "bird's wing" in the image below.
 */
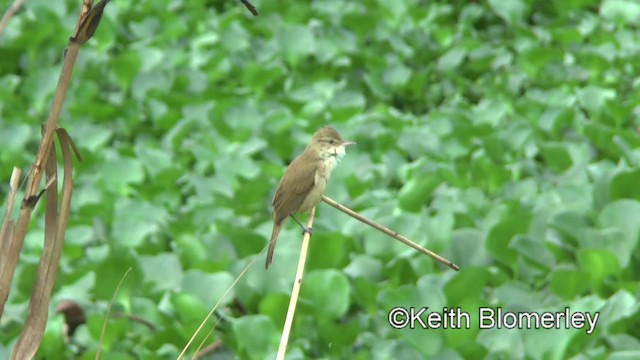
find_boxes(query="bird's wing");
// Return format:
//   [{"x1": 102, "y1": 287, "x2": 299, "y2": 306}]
[{"x1": 272, "y1": 155, "x2": 317, "y2": 224}]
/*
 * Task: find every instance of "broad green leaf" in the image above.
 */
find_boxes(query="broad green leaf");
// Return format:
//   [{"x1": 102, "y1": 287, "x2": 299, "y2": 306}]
[
  {"x1": 277, "y1": 24, "x2": 315, "y2": 65},
  {"x1": 600, "y1": 0, "x2": 640, "y2": 25},
  {"x1": 597, "y1": 199, "x2": 640, "y2": 267},
  {"x1": 221, "y1": 22, "x2": 250, "y2": 52},
  {"x1": 307, "y1": 232, "x2": 350, "y2": 269},
  {"x1": 258, "y1": 293, "x2": 290, "y2": 327},
  {"x1": 383, "y1": 61, "x2": 412, "y2": 89},
  {"x1": 232, "y1": 315, "x2": 279, "y2": 359},
  {"x1": 523, "y1": 327, "x2": 574, "y2": 360},
  {"x1": 111, "y1": 50, "x2": 141, "y2": 91},
  {"x1": 140, "y1": 253, "x2": 183, "y2": 291},
  {"x1": 595, "y1": 290, "x2": 638, "y2": 333},
  {"x1": 444, "y1": 267, "x2": 491, "y2": 306},
  {"x1": 302, "y1": 270, "x2": 350, "y2": 319},
  {"x1": 488, "y1": 0, "x2": 528, "y2": 24},
  {"x1": 510, "y1": 235, "x2": 556, "y2": 268},
  {"x1": 171, "y1": 292, "x2": 207, "y2": 324},
  {"x1": 344, "y1": 255, "x2": 383, "y2": 281},
  {"x1": 181, "y1": 270, "x2": 235, "y2": 308},
  {"x1": 70, "y1": 122, "x2": 113, "y2": 153},
  {"x1": 609, "y1": 170, "x2": 640, "y2": 201},
  {"x1": 550, "y1": 267, "x2": 590, "y2": 300},
  {"x1": 539, "y1": 142, "x2": 573, "y2": 173},
  {"x1": 397, "y1": 176, "x2": 440, "y2": 212},
  {"x1": 486, "y1": 210, "x2": 531, "y2": 267},
  {"x1": 92, "y1": 249, "x2": 144, "y2": 301},
  {"x1": 577, "y1": 249, "x2": 620, "y2": 292},
  {"x1": 477, "y1": 328, "x2": 524, "y2": 358},
  {"x1": 437, "y1": 48, "x2": 467, "y2": 72},
  {"x1": 112, "y1": 198, "x2": 169, "y2": 248},
  {"x1": 576, "y1": 86, "x2": 616, "y2": 115},
  {"x1": 99, "y1": 157, "x2": 145, "y2": 195}
]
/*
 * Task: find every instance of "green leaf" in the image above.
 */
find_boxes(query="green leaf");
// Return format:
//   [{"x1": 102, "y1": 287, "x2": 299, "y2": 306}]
[
  {"x1": 0, "y1": 123, "x2": 31, "y2": 160},
  {"x1": 171, "y1": 292, "x2": 207, "y2": 324},
  {"x1": 350, "y1": 277, "x2": 379, "y2": 312},
  {"x1": 221, "y1": 22, "x2": 250, "y2": 52},
  {"x1": 597, "y1": 200, "x2": 640, "y2": 267},
  {"x1": 111, "y1": 50, "x2": 141, "y2": 91},
  {"x1": 437, "y1": 48, "x2": 467, "y2": 72},
  {"x1": 302, "y1": 270, "x2": 350, "y2": 319},
  {"x1": 277, "y1": 24, "x2": 315, "y2": 65},
  {"x1": 140, "y1": 253, "x2": 183, "y2": 291},
  {"x1": 577, "y1": 249, "x2": 620, "y2": 292},
  {"x1": 488, "y1": 0, "x2": 528, "y2": 24},
  {"x1": 70, "y1": 122, "x2": 113, "y2": 153},
  {"x1": 181, "y1": 270, "x2": 235, "y2": 308},
  {"x1": 99, "y1": 157, "x2": 145, "y2": 195},
  {"x1": 539, "y1": 142, "x2": 573, "y2": 173},
  {"x1": 377, "y1": 0, "x2": 408, "y2": 24},
  {"x1": 510, "y1": 235, "x2": 556, "y2": 268},
  {"x1": 330, "y1": 89, "x2": 366, "y2": 120},
  {"x1": 596, "y1": 290, "x2": 639, "y2": 333},
  {"x1": 600, "y1": 0, "x2": 640, "y2": 25},
  {"x1": 477, "y1": 326, "x2": 524, "y2": 358},
  {"x1": 344, "y1": 255, "x2": 383, "y2": 281},
  {"x1": 522, "y1": 327, "x2": 574, "y2": 360},
  {"x1": 470, "y1": 154, "x2": 511, "y2": 193},
  {"x1": 112, "y1": 198, "x2": 169, "y2": 248},
  {"x1": 232, "y1": 315, "x2": 278, "y2": 359},
  {"x1": 397, "y1": 176, "x2": 441, "y2": 212},
  {"x1": 550, "y1": 267, "x2": 590, "y2": 300},
  {"x1": 383, "y1": 61, "x2": 412, "y2": 89},
  {"x1": 576, "y1": 86, "x2": 616, "y2": 115},
  {"x1": 258, "y1": 293, "x2": 290, "y2": 327},
  {"x1": 444, "y1": 267, "x2": 490, "y2": 306},
  {"x1": 450, "y1": 228, "x2": 490, "y2": 267},
  {"x1": 307, "y1": 232, "x2": 350, "y2": 269},
  {"x1": 486, "y1": 209, "x2": 532, "y2": 267},
  {"x1": 610, "y1": 170, "x2": 640, "y2": 201},
  {"x1": 92, "y1": 248, "x2": 143, "y2": 301}
]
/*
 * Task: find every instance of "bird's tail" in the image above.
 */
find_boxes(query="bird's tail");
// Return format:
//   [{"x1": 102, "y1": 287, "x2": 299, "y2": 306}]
[{"x1": 266, "y1": 219, "x2": 283, "y2": 269}]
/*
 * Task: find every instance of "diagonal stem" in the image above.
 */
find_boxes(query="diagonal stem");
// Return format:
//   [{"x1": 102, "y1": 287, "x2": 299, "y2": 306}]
[{"x1": 322, "y1": 195, "x2": 460, "y2": 271}]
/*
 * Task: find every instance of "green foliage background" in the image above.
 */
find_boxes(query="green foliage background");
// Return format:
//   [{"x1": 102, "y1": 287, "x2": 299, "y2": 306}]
[{"x1": 2, "y1": 0, "x2": 640, "y2": 358}]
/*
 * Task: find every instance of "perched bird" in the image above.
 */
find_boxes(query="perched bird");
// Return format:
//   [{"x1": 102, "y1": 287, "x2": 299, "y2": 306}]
[{"x1": 266, "y1": 127, "x2": 355, "y2": 269}]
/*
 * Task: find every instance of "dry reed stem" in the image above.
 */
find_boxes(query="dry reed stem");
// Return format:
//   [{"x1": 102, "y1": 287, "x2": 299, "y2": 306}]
[
  {"x1": 322, "y1": 195, "x2": 460, "y2": 271},
  {"x1": 276, "y1": 207, "x2": 316, "y2": 360}
]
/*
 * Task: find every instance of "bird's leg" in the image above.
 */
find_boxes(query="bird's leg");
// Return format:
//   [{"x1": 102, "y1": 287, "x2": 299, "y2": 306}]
[{"x1": 290, "y1": 215, "x2": 314, "y2": 236}]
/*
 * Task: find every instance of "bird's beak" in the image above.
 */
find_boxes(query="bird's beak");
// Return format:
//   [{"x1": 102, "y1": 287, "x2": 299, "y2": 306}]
[{"x1": 341, "y1": 141, "x2": 356, "y2": 146}]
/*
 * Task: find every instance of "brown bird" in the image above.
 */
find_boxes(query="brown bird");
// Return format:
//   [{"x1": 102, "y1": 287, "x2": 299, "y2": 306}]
[{"x1": 266, "y1": 126, "x2": 355, "y2": 269}]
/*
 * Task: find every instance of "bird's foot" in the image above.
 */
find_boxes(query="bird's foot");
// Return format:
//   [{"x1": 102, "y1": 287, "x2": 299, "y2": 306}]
[
  {"x1": 301, "y1": 226, "x2": 314, "y2": 236},
  {"x1": 290, "y1": 215, "x2": 314, "y2": 236}
]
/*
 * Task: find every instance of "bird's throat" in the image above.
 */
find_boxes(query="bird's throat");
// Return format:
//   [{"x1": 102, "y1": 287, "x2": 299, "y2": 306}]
[{"x1": 320, "y1": 153, "x2": 339, "y2": 175}]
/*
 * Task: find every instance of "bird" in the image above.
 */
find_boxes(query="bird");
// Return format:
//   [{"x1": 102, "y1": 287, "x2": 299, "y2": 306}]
[{"x1": 266, "y1": 126, "x2": 355, "y2": 269}]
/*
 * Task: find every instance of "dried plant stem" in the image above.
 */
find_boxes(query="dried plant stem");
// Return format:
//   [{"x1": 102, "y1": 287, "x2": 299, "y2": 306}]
[
  {"x1": 0, "y1": 168, "x2": 21, "y2": 282},
  {"x1": 239, "y1": 0, "x2": 258, "y2": 16},
  {"x1": 276, "y1": 207, "x2": 316, "y2": 360},
  {"x1": 193, "y1": 339, "x2": 223, "y2": 360},
  {"x1": 322, "y1": 196, "x2": 460, "y2": 271},
  {"x1": 0, "y1": 42, "x2": 80, "y2": 320},
  {"x1": 23, "y1": 45, "x2": 79, "y2": 202},
  {"x1": 0, "y1": 0, "x2": 25, "y2": 37},
  {"x1": 0, "y1": 3, "x2": 107, "y2": 357}
]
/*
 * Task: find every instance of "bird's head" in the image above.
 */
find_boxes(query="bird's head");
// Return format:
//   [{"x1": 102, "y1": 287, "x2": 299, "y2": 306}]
[{"x1": 309, "y1": 126, "x2": 356, "y2": 160}]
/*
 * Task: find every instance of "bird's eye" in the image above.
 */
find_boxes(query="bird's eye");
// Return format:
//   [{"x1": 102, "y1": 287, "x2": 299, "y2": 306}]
[{"x1": 328, "y1": 139, "x2": 335, "y2": 145}]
